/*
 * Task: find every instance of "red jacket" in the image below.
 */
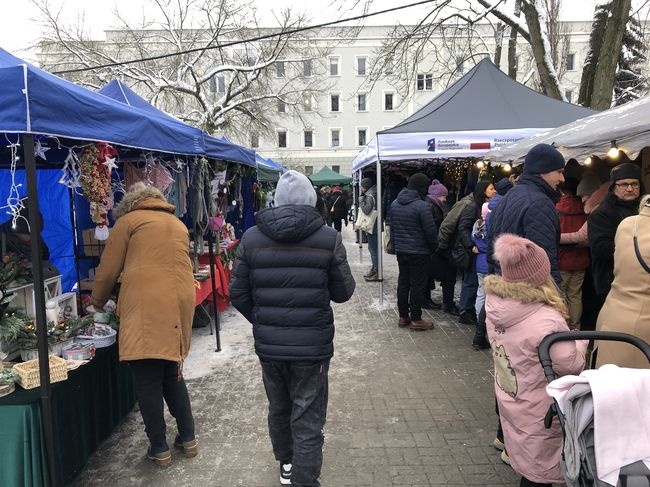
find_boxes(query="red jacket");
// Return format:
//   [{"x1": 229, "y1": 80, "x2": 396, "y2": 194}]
[{"x1": 556, "y1": 195, "x2": 589, "y2": 271}]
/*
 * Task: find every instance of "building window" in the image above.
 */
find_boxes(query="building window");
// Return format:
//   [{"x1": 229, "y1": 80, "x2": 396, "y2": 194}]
[
  {"x1": 514, "y1": 55, "x2": 519, "y2": 72},
  {"x1": 357, "y1": 128, "x2": 367, "y2": 146},
  {"x1": 330, "y1": 129, "x2": 341, "y2": 147},
  {"x1": 456, "y1": 56, "x2": 465, "y2": 74},
  {"x1": 357, "y1": 93, "x2": 367, "y2": 111},
  {"x1": 329, "y1": 56, "x2": 339, "y2": 76},
  {"x1": 416, "y1": 73, "x2": 433, "y2": 91},
  {"x1": 356, "y1": 56, "x2": 367, "y2": 75},
  {"x1": 278, "y1": 99, "x2": 286, "y2": 113},
  {"x1": 278, "y1": 130, "x2": 287, "y2": 148},
  {"x1": 565, "y1": 53, "x2": 575, "y2": 71},
  {"x1": 250, "y1": 133, "x2": 259, "y2": 148},
  {"x1": 330, "y1": 94, "x2": 340, "y2": 112},
  {"x1": 332, "y1": 165, "x2": 340, "y2": 173},
  {"x1": 215, "y1": 75, "x2": 225, "y2": 93},
  {"x1": 303, "y1": 59, "x2": 312, "y2": 77},
  {"x1": 565, "y1": 90, "x2": 573, "y2": 103},
  {"x1": 275, "y1": 61, "x2": 285, "y2": 78},
  {"x1": 305, "y1": 165, "x2": 313, "y2": 176},
  {"x1": 304, "y1": 130, "x2": 313, "y2": 148},
  {"x1": 303, "y1": 95, "x2": 313, "y2": 112},
  {"x1": 384, "y1": 93, "x2": 394, "y2": 111}
]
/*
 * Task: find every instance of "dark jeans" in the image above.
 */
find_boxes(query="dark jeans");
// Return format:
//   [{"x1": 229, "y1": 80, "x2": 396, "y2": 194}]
[
  {"x1": 333, "y1": 218, "x2": 342, "y2": 232},
  {"x1": 459, "y1": 257, "x2": 478, "y2": 315},
  {"x1": 129, "y1": 359, "x2": 195, "y2": 452},
  {"x1": 367, "y1": 232, "x2": 379, "y2": 273},
  {"x1": 397, "y1": 253, "x2": 430, "y2": 321},
  {"x1": 441, "y1": 262, "x2": 457, "y2": 308},
  {"x1": 260, "y1": 358, "x2": 330, "y2": 487}
]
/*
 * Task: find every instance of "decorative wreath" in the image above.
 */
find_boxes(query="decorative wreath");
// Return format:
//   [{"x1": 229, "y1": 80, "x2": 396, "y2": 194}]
[{"x1": 79, "y1": 143, "x2": 118, "y2": 227}]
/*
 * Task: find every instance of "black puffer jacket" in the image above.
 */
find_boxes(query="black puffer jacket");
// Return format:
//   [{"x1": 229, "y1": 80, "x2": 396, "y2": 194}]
[
  {"x1": 390, "y1": 188, "x2": 438, "y2": 255},
  {"x1": 588, "y1": 192, "x2": 640, "y2": 296},
  {"x1": 230, "y1": 205, "x2": 355, "y2": 361}
]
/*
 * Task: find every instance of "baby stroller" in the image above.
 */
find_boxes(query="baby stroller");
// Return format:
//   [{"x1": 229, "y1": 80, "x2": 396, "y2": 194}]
[{"x1": 539, "y1": 331, "x2": 650, "y2": 487}]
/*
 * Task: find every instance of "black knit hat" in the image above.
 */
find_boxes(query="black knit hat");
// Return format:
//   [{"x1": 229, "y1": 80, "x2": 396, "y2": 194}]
[
  {"x1": 360, "y1": 177, "x2": 375, "y2": 190},
  {"x1": 407, "y1": 173, "x2": 430, "y2": 197},
  {"x1": 523, "y1": 143, "x2": 566, "y2": 175},
  {"x1": 495, "y1": 177, "x2": 513, "y2": 196},
  {"x1": 610, "y1": 163, "x2": 641, "y2": 182}
]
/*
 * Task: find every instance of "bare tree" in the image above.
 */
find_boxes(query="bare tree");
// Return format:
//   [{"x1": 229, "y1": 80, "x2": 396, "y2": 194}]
[{"x1": 35, "y1": 0, "x2": 340, "y2": 137}]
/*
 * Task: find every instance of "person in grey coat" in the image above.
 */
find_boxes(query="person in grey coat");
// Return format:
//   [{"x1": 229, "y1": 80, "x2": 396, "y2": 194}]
[{"x1": 230, "y1": 170, "x2": 355, "y2": 487}]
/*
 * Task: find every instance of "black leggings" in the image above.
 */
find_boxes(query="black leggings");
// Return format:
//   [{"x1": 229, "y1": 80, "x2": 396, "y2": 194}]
[{"x1": 520, "y1": 478, "x2": 551, "y2": 487}]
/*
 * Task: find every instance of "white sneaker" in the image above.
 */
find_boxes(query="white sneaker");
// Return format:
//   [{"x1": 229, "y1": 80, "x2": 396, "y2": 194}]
[{"x1": 280, "y1": 463, "x2": 292, "y2": 485}]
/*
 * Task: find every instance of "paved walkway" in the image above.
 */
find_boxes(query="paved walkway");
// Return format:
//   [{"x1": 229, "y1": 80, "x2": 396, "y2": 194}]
[{"x1": 73, "y1": 225, "x2": 520, "y2": 486}]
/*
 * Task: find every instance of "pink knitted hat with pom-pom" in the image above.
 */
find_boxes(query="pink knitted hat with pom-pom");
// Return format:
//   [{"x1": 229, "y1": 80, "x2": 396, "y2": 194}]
[{"x1": 494, "y1": 234, "x2": 550, "y2": 287}]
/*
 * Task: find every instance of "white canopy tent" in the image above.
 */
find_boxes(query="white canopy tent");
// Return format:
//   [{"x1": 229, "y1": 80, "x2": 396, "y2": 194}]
[
  {"x1": 352, "y1": 58, "x2": 596, "y2": 303},
  {"x1": 483, "y1": 94, "x2": 650, "y2": 165}
]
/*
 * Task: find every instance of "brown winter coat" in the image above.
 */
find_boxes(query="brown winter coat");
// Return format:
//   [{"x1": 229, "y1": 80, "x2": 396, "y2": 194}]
[
  {"x1": 92, "y1": 187, "x2": 195, "y2": 363},
  {"x1": 596, "y1": 203, "x2": 650, "y2": 369}
]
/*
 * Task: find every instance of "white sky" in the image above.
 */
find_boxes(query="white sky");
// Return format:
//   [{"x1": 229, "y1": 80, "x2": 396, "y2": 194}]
[{"x1": 0, "y1": 0, "x2": 633, "y2": 61}]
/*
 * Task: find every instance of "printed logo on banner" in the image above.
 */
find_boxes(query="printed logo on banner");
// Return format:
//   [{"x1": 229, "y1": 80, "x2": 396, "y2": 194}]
[{"x1": 427, "y1": 138, "x2": 436, "y2": 152}]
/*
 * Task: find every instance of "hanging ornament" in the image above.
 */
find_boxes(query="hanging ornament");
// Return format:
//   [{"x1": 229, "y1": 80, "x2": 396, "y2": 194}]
[
  {"x1": 4, "y1": 140, "x2": 25, "y2": 232},
  {"x1": 59, "y1": 149, "x2": 81, "y2": 190},
  {"x1": 79, "y1": 142, "x2": 118, "y2": 232},
  {"x1": 34, "y1": 140, "x2": 50, "y2": 160}
]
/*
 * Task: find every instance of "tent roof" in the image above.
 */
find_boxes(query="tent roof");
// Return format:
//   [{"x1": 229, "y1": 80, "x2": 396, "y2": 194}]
[
  {"x1": 484, "y1": 94, "x2": 650, "y2": 165},
  {"x1": 382, "y1": 58, "x2": 595, "y2": 134},
  {"x1": 309, "y1": 166, "x2": 352, "y2": 185},
  {"x1": 98, "y1": 80, "x2": 256, "y2": 167},
  {"x1": 0, "y1": 49, "x2": 204, "y2": 155},
  {"x1": 351, "y1": 59, "x2": 597, "y2": 172},
  {"x1": 255, "y1": 153, "x2": 286, "y2": 172}
]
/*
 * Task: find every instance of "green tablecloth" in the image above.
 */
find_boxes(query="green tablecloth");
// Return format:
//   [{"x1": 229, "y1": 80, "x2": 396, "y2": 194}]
[{"x1": 0, "y1": 343, "x2": 136, "y2": 486}]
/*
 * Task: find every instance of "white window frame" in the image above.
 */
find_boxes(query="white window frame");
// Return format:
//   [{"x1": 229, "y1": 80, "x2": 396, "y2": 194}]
[
  {"x1": 565, "y1": 90, "x2": 573, "y2": 103},
  {"x1": 330, "y1": 92, "x2": 341, "y2": 112},
  {"x1": 330, "y1": 127, "x2": 342, "y2": 148},
  {"x1": 456, "y1": 56, "x2": 465, "y2": 75},
  {"x1": 565, "y1": 52, "x2": 576, "y2": 72},
  {"x1": 357, "y1": 93, "x2": 367, "y2": 112},
  {"x1": 329, "y1": 56, "x2": 340, "y2": 76},
  {"x1": 275, "y1": 61, "x2": 285, "y2": 78},
  {"x1": 303, "y1": 59, "x2": 313, "y2": 77},
  {"x1": 416, "y1": 73, "x2": 433, "y2": 91},
  {"x1": 303, "y1": 129, "x2": 314, "y2": 148},
  {"x1": 250, "y1": 133, "x2": 259, "y2": 148},
  {"x1": 356, "y1": 126, "x2": 368, "y2": 147},
  {"x1": 304, "y1": 165, "x2": 314, "y2": 176},
  {"x1": 302, "y1": 94, "x2": 313, "y2": 112},
  {"x1": 331, "y1": 165, "x2": 340, "y2": 173},
  {"x1": 383, "y1": 91, "x2": 395, "y2": 111},
  {"x1": 277, "y1": 99, "x2": 286, "y2": 113},
  {"x1": 355, "y1": 55, "x2": 367, "y2": 76},
  {"x1": 277, "y1": 129, "x2": 288, "y2": 148}
]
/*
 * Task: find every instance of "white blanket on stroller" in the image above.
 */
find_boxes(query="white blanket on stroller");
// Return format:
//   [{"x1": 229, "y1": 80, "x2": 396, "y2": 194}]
[{"x1": 547, "y1": 364, "x2": 650, "y2": 486}]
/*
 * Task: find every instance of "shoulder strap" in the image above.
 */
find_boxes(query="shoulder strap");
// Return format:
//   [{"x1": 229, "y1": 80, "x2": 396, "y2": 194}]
[{"x1": 633, "y1": 216, "x2": 650, "y2": 274}]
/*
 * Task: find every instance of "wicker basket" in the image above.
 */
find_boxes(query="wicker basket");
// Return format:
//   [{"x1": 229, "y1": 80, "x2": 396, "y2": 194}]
[{"x1": 13, "y1": 355, "x2": 68, "y2": 390}]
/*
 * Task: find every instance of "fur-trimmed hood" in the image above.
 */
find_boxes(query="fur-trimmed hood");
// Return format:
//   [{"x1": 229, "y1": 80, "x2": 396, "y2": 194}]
[
  {"x1": 484, "y1": 275, "x2": 552, "y2": 328},
  {"x1": 112, "y1": 187, "x2": 174, "y2": 220}
]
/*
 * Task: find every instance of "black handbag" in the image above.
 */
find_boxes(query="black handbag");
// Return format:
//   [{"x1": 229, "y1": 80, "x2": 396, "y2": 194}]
[{"x1": 451, "y1": 240, "x2": 471, "y2": 271}]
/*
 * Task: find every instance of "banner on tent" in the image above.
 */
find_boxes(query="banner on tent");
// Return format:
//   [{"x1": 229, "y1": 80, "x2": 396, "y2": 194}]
[{"x1": 380, "y1": 128, "x2": 544, "y2": 160}]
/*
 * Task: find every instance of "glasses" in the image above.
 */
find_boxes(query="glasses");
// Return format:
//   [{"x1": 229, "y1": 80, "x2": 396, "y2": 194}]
[{"x1": 615, "y1": 182, "x2": 640, "y2": 190}]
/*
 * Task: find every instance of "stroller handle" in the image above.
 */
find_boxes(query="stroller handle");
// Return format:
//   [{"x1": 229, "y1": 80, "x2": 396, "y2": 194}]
[{"x1": 539, "y1": 331, "x2": 650, "y2": 383}]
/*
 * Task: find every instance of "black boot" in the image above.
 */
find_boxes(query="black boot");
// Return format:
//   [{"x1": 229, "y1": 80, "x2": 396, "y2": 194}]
[{"x1": 472, "y1": 305, "x2": 490, "y2": 350}]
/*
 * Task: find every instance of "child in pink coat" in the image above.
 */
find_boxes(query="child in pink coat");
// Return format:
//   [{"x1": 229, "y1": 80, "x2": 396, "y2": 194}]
[{"x1": 485, "y1": 234, "x2": 588, "y2": 487}]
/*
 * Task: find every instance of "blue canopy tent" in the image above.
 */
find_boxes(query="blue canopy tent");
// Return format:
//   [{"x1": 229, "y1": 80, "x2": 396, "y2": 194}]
[
  {"x1": 98, "y1": 79, "x2": 256, "y2": 167},
  {"x1": 0, "y1": 47, "x2": 223, "y2": 485},
  {"x1": 255, "y1": 153, "x2": 286, "y2": 182}
]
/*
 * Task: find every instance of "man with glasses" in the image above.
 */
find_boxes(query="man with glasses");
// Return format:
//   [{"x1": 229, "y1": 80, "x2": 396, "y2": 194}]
[{"x1": 588, "y1": 163, "x2": 644, "y2": 302}]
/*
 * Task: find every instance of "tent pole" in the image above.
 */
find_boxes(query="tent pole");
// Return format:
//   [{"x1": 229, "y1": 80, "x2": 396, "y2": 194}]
[
  {"x1": 357, "y1": 173, "x2": 363, "y2": 263},
  {"x1": 375, "y1": 138, "x2": 384, "y2": 305},
  {"x1": 206, "y1": 229, "x2": 222, "y2": 352},
  {"x1": 68, "y1": 186, "x2": 82, "y2": 293},
  {"x1": 24, "y1": 134, "x2": 57, "y2": 487}
]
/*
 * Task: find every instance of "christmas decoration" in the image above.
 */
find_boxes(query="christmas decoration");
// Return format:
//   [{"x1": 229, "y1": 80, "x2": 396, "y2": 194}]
[{"x1": 79, "y1": 142, "x2": 118, "y2": 229}]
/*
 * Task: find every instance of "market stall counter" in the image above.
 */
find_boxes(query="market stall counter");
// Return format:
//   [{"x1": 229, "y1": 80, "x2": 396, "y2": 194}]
[{"x1": 0, "y1": 343, "x2": 135, "y2": 486}]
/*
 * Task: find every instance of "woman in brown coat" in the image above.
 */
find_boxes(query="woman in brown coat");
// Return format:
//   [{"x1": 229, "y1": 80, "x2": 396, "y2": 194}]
[
  {"x1": 92, "y1": 183, "x2": 197, "y2": 467},
  {"x1": 596, "y1": 195, "x2": 650, "y2": 369}
]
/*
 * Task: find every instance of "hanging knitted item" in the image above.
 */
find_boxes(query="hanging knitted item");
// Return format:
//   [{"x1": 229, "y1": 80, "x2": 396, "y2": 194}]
[{"x1": 79, "y1": 142, "x2": 118, "y2": 238}]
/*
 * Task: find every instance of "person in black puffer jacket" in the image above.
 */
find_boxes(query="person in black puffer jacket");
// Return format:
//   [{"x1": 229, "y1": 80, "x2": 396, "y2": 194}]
[
  {"x1": 390, "y1": 172, "x2": 438, "y2": 331},
  {"x1": 230, "y1": 170, "x2": 355, "y2": 487}
]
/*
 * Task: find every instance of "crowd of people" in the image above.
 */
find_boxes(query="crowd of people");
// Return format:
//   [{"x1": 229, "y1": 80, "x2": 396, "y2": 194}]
[{"x1": 355, "y1": 144, "x2": 649, "y2": 487}]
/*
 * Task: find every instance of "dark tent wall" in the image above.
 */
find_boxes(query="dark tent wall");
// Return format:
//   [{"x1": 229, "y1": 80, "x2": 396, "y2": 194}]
[{"x1": 0, "y1": 169, "x2": 76, "y2": 291}]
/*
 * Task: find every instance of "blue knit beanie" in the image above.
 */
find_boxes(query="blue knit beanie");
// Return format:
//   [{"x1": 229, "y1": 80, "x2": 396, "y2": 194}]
[{"x1": 523, "y1": 144, "x2": 566, "y2": 175}]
